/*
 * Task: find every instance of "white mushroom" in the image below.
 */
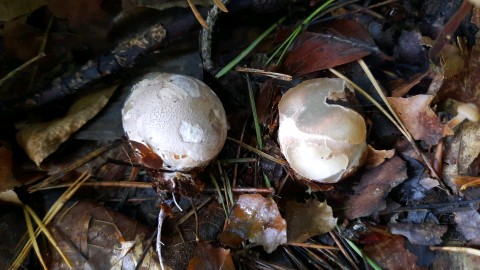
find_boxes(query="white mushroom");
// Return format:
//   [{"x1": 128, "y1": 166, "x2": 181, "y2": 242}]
[
  {"x1": 122, "y1": 73, "x2": 228, "y2": 171},
  {"x1": 277, "y1": 78, "x2": 367, "y2": 183},
  {"x1": 445, "y1": 102, "x2": 479, "y2": 131}
]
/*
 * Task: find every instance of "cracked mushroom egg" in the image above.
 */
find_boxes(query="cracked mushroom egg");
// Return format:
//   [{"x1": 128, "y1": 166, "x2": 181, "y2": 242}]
[
  {"x1": 278, "y1": 78, "x2": 367, "y2": 183},
  {"x1": 122, "y1": 73, "x2": 228, "y2": 171}
]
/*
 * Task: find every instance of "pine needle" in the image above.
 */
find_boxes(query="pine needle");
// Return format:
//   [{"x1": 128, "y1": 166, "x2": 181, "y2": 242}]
[
  {"x1": 215, "y1": 17, "x2": 287, "y2": 78},
  {"x1": 227, "y1": 137, "x2": 287, "y2": 166},
  {"x1": 10, "y1": 172, "x2": 91, "y2": 269},
  {"x1": 23, "y1": 207, "x2": 48, "y2": 270},
  {"x1": 213, "y1": 0, "x2": 228, "y2": 12},
  {"x1": 25, "y1": 205, "x2": 73, "y2": 269},
  {"x1": 186, "y1": 0, "x2": 209, "y2": 29}
]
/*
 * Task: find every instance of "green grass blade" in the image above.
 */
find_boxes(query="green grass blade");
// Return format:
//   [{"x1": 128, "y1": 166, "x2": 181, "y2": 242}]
[{"x1": 216, "y1": 17, "x2": 286, "y2": 78}]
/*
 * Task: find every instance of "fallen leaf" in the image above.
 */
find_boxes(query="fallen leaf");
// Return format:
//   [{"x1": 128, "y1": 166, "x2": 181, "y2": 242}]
[
  {"x1": 0, "y1": 145, "x2": 20, "y2": 192},
  {"x1": 49, "y1": 200, "x2": 162, "y2": 270},
  {"x1": 432, "y1": 248, "x2": 480, "y2": 270},
  {"x1": 361, "y1": 226, "x2": 420, "y2": 270},
  {"x1": 454, "y1": 210, "x2": 480, "y2": 245},
  {"x1": 432, "y1": 32, "x2": 480, "y2": 108},
  {"x1": 389, "y1": 222, "x2": 447, "y2": 245},
  {"x1": 48, "y1": 0, "x2": 112, "y2": 40},
  {"x1": 282, "y1": 19, "x2": 376, "y2": 75},
  {"x1": 419, "y1": 177, "x2": 440, "y2": 190},
  {"x1": 285, "y1": 200, "x2": 337, "y2": 242},
  {"x1": 387, "y1": 95, "x2": 452, "y2": 145},
  {"x1": 219, "y1": 194, "x2": 287, "y2": 253},
  {"x1": 364, "y1": 145, "x2": 395, "y2": 169},
  {"x1": 187, "y1": 241, "x2": 235, "y2": 270},
  {"x1": 16, "y1": 86, "x2": 117, "y2": 165},
  {"x1": 345, "y1": 155, "x2": 408, "y2": 219},
  {"x1": 3, "y1": 18, "x2": 43, "y2": 61},
  {"x1": 0, "y1": 0, "x2": 48, "y2": 21}
]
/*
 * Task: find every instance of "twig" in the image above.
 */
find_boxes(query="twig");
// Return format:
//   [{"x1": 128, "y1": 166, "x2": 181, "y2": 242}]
[
  {"x1": 0, "y1": 53, "x2": 45, "y2": 87},
  {"x1": 285, "y1": 242, "x2": 339, "y2": 250},
  {"x1": 430, "y1": 246, "x2": 480, "y2": 256},
  {"x1": 200, "y1": 0, "x2": 230, "y2": 71},
  {"x1": 429, "y1": 0, "x2": 473, "y2": 63}
]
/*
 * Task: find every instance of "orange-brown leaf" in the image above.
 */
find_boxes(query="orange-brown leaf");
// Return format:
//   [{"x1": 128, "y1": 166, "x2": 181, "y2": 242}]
[
  {"x1": 219, "y1": 194, "x2": 287, "y2": 253},
  {"x1": 187, "y1": 241, "x2": 235, "y2": 270},
  {"x1": 387, "y1": 94, "x2": 452, "y2": 145}
]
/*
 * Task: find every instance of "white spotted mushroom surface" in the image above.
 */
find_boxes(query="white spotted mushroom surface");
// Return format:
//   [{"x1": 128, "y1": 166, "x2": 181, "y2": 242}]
[
  {"x1": 278, "y1": 78, "x2": 367, "y2": 183},
  {"x1": 122, "y1": 73, "x2": 228, "y2": 171}
]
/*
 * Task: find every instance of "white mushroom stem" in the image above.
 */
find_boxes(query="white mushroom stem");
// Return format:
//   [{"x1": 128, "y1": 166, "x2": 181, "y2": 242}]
[{"x1": 445, "y1": 103, "x2": 480, "y2": 130}]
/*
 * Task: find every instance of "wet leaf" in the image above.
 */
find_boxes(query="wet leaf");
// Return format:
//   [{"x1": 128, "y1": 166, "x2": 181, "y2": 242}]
[
  {"x1": 387, "y1": 95, "x2": 452, "y2": 145},
  {"x1": 454, "y1": 210, "x2": 480, "y2": 245},
  {"x1": 282, "y1": 19, "x2": 376, "y2": 75},
  {"x1": 219, "y1": 194, "x2": 287, "y2": 253},
  {"x1": 345, "y1": 155, "x2": 408, "y2": 219},
  {"x1": 285, "y1": 200, "x2": 337, "y2": 242},
  {"x1": 361, "y1": 227, "x2": 420, "y2": 270},
  {"x1": 187, "y1": 241, "x2": 235, "y2": 270},
  {"x1": 0, "y1": 0, "x2": 48, "y2": 21},
  {"x1": 389, "y1": 222, "x2": 447, "y2": 245},
  {"x1": 16, "y1": 86, "x2": 116, "y2": 165},
  {"x1": 49, "y1": 200, "x2": 161, "y2": 270}
]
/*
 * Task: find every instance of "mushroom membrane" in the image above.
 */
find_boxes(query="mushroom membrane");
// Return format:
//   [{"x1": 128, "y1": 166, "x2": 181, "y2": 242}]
[
  {"x1": 122, "y1": 73, "x2": 228, "y2": 171},
  {"x1": 278, "y1": 78, "x2": 367, "y2": 183}
]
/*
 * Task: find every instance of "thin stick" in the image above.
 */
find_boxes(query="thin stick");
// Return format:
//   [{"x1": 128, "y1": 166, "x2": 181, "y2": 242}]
[
  {"x1": 285, "y1": 242, "x2": 340, "y2": 250},
  {"x1": 0, "y1": 53, "x2": 45, "y2": 87},
  {"x1": 227, "y1": 137, "x2": 287, "y2": 166},
  {"x1": 357, "y1": 60, "x2": 443, "y2": 182},
  {"x1": 430, "y1": 246, "x2": 480, "y2": 256},
  {"x1": 329, "y1": 67, "x2": 444, "y2": 185}
]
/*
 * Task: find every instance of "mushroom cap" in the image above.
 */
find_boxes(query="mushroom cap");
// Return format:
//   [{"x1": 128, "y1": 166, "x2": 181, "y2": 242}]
[
  {"x1": 457, "y1": 103, "x2": 480, "y2": 122},
  {"x1": 122, "y1": 73, "x2": 228, "y2": 171},
  {"x1": 278, "y1": 78, "x2": 367, "y2": 183}
]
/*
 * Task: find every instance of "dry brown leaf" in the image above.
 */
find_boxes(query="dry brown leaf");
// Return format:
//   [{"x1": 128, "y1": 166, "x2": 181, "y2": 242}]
[
  {"x1": 49, "y1": 200, "x2": 161, "y2": 270},
  {"x1": 364, "y1": 145, "x2": 395, "y2": 169},
  {"x1": 387, "y1": 94, "x2": 452, "y2": 145},
  {"x1": 281, "y1": 19, "x2": 376, "y2": 75},
  {"x1": 219, "y1": 194, "x2": 287, "y2": 253},
  {"x1": 16, "y1": 86, "x2": 116, "y2": 165},
  {"x1": 187, "y1": 241, "x2": 235, "y2": 270},
  {"x1": 361, "y1": 226, "x2": 420, "y2": 270},
  {"x1": 0, "y1": 145, "x2": 20, "y2": 192},
  {"x1": 285, "y1": 200, "x2": 337, "y2": 242},
  {"x1": 345, "y1": 155, "x2": 408, "y2": 219},
  {"x1": 389, "y1": 222, "x2": 447, "y2": 245}
]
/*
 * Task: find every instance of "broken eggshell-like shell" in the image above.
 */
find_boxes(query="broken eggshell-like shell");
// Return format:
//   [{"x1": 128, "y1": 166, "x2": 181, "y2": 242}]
[
  {"x1": 122, "y1": 73, "x2": 228, "y2": 172},
  {"x1": 278, "y1": 78, "x2": 367, "y2": 183}
]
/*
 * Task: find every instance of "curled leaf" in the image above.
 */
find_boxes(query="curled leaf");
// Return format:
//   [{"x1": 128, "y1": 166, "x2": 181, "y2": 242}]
[{"x1": 16, "y1": 86, "x2": 116, "y2": 165}]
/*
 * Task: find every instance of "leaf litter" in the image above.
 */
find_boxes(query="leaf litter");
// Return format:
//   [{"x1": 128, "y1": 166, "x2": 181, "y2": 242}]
[{"x1": 1, "y1": 0, "x2": 480, "y2": 269}]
